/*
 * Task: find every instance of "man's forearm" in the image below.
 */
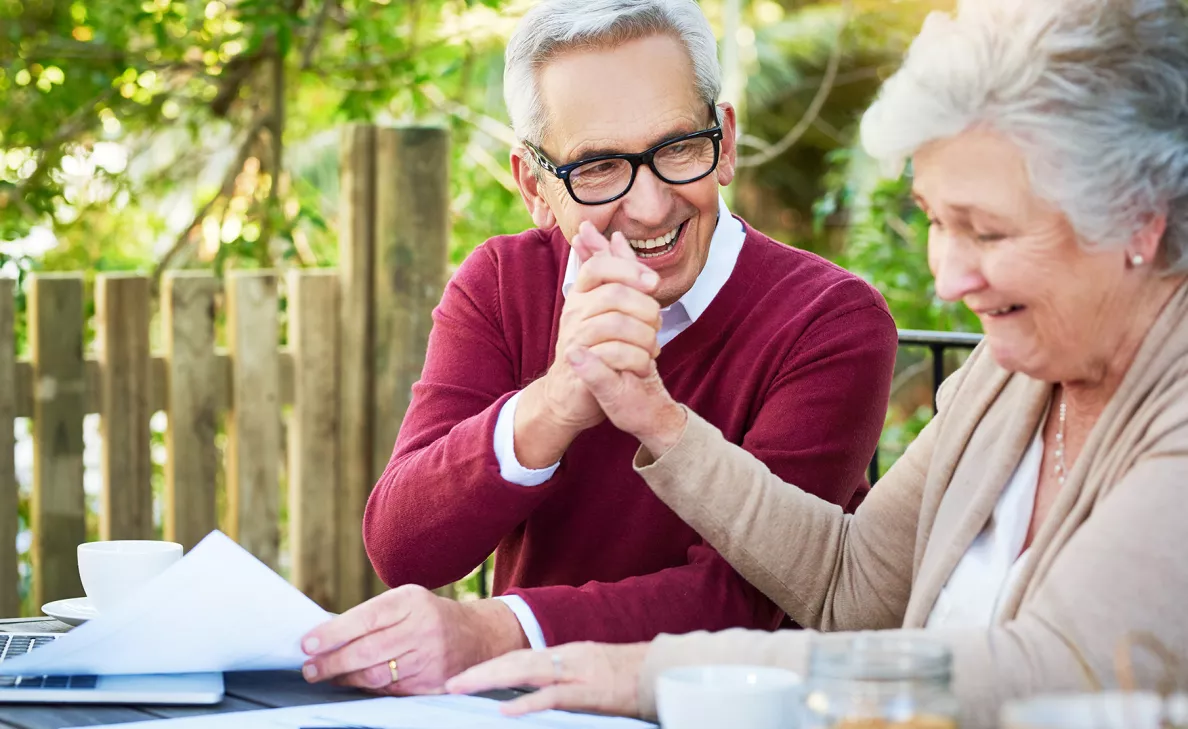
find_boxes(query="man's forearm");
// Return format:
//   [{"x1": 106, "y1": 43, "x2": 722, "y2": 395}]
[
  {"x1": 503, "y1": 545, "x2": 784, "y2": 646},
  {"x1": 512, "y1": 378, "x2": 583, "y2": 468},
  {"x1": 366, "y1": 394, "x2": 559, "y2": 589}
]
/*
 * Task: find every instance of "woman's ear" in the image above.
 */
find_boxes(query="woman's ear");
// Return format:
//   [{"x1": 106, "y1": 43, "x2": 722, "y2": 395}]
[
  {"x1": 511, "y1": 147, "x2": 557, "y2": 229},
  {"x1": 1130, "y1": 211, "x2": 1168, "y2": 268}
]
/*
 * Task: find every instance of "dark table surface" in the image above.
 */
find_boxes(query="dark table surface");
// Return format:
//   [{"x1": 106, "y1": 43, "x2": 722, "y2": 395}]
[{"x1": 0, "y1": 616, "x2": 538, "y2": 729}]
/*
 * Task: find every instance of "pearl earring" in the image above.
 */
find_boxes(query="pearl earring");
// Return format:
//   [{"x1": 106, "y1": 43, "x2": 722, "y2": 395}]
[{"x1": 1131, "y1": 253, "x2": 1146, "y2": 267}]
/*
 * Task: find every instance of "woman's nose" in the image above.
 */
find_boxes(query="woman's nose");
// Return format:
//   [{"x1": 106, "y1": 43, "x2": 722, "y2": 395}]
[{"x1": 930, "y1": 234, "x2": 987, "y2": 303}]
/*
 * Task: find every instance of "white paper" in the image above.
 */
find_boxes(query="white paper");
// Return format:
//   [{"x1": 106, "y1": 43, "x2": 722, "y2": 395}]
[
  {"x1": 79, "y1": 695, "x2": 654, "y2": 729},
  {"x1": 0, "y1": 530, "x2": 333, "y2": 676}
]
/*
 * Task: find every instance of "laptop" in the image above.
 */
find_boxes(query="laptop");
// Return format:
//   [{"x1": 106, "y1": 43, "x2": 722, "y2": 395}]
[{"x1": 0, "y1": 632, "x2": 224, "y2": 704}]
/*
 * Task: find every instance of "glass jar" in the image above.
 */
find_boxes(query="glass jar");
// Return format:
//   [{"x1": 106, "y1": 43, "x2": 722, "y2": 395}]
[{"x1": 802, "y1": 634, "x2": 961, "y2": 729}]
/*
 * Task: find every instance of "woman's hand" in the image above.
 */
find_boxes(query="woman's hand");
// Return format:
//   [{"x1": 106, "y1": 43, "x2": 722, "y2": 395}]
[
  {"x1": 445, "y1": 641, "x2": 650, "y2": 718},
  {"x1": 566, "y1": 345, "x2": 688, "y2": 460},
  {"x1": 565, "y1": 224, "x2": 688, "y2": 460}
]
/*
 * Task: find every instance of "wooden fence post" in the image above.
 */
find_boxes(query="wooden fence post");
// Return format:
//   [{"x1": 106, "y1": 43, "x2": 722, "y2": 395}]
[
  {"x1": 338, "y1": 124, "x2": 376, "y2": 608},
  {"x1": 96, "y1": 274, "x2": 152, "y2": 540},
  {"x1": 162, "y1": 273, "x2": 222, "y2": 552},
  {"x1": 0, "y1": 279, "x2": 16, "y2": 616},
  {"x1": 225, "y1": 271, "x2": 281, "y2": 569},
  {"x1": 29, "y1": 273, "x2": 86, "y2": 606},
  {"x1": 287, "y1": 270, "x2": 340, "y2": 610},
  {"x1": 373, "y1": 126, "x2": 450, "y2": 597}
]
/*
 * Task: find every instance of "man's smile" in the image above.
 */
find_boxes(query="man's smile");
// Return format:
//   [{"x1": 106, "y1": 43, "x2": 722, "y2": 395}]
[{"x1": 627, "y1": 222, "x2": 685, "y2": 258}]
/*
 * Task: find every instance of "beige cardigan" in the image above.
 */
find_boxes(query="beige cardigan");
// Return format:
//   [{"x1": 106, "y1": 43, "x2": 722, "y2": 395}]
[{"x1": 633, "y1": 283, "x2": 1188, "y2": 728}]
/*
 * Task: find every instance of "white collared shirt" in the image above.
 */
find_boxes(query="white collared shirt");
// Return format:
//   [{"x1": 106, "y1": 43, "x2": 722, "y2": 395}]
[
  {"x1": 493, "y1": 196, "x2": 745, "y2": 648},
  {"x1": 926, "y1": 418, "x2": 1044, "y2": 629}
]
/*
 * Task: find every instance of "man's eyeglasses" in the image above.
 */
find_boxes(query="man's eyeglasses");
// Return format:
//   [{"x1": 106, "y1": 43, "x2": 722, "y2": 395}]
[{"x1": 523, "y1": 105, "x2": 723, "y2": 206}]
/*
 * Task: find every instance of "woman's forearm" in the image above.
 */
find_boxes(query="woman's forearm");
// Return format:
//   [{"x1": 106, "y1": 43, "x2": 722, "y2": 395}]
[{"x1": 634, "y1": 408, "x2": 933, "y2": 631}]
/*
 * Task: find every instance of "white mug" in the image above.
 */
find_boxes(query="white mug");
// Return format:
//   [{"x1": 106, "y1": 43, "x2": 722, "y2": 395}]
[
  {"x1": 656, "y1": 665, "x2": 802, "y2": 729},
  {"x1": 1002, "y1": 691, "x2": 1188, "y2": 729},
  {"x1": 77, "y1": 540, "x2": 183, "y2": 613}
]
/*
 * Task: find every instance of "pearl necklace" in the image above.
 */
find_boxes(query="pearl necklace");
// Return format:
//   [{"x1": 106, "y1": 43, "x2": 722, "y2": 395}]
[{"x1": 1053, "y1": 392, "x2": 1068, "y2": 485}]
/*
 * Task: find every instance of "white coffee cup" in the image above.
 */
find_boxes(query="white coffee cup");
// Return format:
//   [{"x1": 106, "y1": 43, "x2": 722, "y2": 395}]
[
  {"x1": 656, "y1": 665, "x2": 802, "y2": 729},
  {"x1": 1002, "y1": 691, "x2": 1188, "y2": 729},
  {"x1": 77, "y1": 540, "x2": 183, "y2": 613}
]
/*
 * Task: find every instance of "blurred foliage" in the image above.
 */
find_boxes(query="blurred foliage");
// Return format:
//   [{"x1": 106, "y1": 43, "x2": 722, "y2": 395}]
[
  {"x1": 814, "y1": 156, "x2": 980, "y2": 477},
  {"x1": 0, "y1": 0, "x2": 965, "y2": 314},
  {"x1": 817, "y1": 151, "x2": 980, "y2": 334},
  {"x1": 2, "y1": 0, "x2": 986, "y2": 609},
  {"x1": 731, "y1": 0, "x2": 950, "y2": 250},
  {"x1": 0, "y1": 0, "x2": 522, "y2": 277}
]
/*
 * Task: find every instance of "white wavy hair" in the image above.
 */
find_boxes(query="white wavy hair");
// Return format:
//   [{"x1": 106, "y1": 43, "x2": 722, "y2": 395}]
[
  {"x1": 860, "y1": 0, "x2": 1188, "y2": 273},
  {"x1": 503, "y1": 0, "x2": 721, "y2": 147}
]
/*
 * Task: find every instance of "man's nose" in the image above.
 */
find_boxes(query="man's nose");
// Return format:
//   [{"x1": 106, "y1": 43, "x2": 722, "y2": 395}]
[
  {"x1": 931, "y1": 233, "x2": 987, "y2": 303},
  {"x1": 619, "y1": 165, "x2": 670, "y2": 228}
]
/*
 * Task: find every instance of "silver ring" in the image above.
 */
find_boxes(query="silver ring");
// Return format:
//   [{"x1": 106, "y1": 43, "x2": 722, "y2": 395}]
[{"x1": 550, "y1": 652, "x2": 563, "y2": 684}]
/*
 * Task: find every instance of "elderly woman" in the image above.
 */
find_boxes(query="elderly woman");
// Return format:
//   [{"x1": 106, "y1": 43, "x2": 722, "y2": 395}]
[{"x1": 445, "y1": 0, "x2": 1188, "y2": 726}]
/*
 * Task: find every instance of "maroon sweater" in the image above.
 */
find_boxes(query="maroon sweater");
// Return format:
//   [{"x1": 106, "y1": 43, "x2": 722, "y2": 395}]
[{"x1": 363, "y1": 219, "x2": 897, "y2": 646}]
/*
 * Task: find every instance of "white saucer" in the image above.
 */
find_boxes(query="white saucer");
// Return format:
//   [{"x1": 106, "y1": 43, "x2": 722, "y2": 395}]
[{"x1": 42, "y1": 597, "x2": 100, "y2": 626}]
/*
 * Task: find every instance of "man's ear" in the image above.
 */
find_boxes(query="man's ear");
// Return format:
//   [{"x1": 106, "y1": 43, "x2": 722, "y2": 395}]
[
  {"x1": 715, "y1": 102, "x2": 739, "y2": 188},
  {"x1": 511, "y1": 147, "x2": 557, "y2": 229}
]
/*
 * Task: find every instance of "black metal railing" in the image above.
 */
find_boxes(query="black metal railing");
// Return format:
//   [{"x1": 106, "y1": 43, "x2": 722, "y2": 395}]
[{"x1": 867, "y1": 329, "x2": 983, "y2": 484}]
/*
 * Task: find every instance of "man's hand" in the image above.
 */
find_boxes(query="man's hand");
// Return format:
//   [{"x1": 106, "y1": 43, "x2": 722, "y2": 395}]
[
  {"x1": 555, "y1": 224, "x2": 688, "y2": 460},
  {"x1": 566, "y1": 343, "x2": 688, "y2": 460},
  {"x1": 300, "y1": 587, "x2": 528, "y2": 695},
  {"x1": 513, "y1": 222, "x2": 662, "y2": 468}
]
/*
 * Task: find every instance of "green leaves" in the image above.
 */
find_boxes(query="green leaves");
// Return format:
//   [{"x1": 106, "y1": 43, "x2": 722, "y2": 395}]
[{"x1": 0, "y1": 0, "x2": 523, "y2": 278}]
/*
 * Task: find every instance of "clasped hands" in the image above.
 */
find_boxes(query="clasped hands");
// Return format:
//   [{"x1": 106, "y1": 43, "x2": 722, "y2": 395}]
[
  {"x1": 299, "y1": 223, "x2": 683, "y2": 705},
  {"x1": 517, "y1": 220, "x2": 689, "y2": 466}
]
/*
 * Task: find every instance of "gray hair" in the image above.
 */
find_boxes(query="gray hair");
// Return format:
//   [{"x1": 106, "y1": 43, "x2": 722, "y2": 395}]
[
  {"x1": 860, "y1": 0, "x2": 1188, "y2": 273},
  {"x1": 503, "y1": 0, "x2": 721, "y2": 147}
]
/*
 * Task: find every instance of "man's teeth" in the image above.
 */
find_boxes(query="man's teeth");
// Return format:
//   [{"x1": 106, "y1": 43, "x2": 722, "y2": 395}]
[
  {"x1": 987, "y1": 305, "x2": 1021, "y2": 315},
  {"x1": 628, "y1": 226, "x2": 679, "y2": 253}
]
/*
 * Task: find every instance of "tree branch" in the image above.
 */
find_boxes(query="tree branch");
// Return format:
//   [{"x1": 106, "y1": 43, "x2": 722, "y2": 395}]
[
  {"x1": 885, "y1": 212, "x2": 917, "y2": 245},
  {"x1": 151, "y1": 112, "x2": 273, "y2": 284},
  {"x1": 737, "y1": 0, "x2": 852, "y2": 168},
  {"x1": 257, "y1": 49, "x2": 286, "y2": 268},
  {"x1": 18, "y1": 38, "x2": 127, "y2": 62},
  {"x1": 300, "y1": 0, "x2": 337, "y2": 70},
  {"x1": 312, "y1": 51, "x2": 418, "y2": 75},
  {"x1": 419, "y1": 84, "x2": 518, "y2": 147},
  {"x1": 463, "y1": 139, "x2": 520, "y2": 194},
  {"x1": 209, "y1": 42, "x2": 272, "y2": 118}
]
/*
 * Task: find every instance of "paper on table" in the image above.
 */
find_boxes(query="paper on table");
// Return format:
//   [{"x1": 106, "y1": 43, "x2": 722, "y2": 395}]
[
  {"x1": 79, "y1": 695, "x2": 656, "y2": 729},
  {"x1": 0, "y1": 530, "x2": 332, "y2": 676}
]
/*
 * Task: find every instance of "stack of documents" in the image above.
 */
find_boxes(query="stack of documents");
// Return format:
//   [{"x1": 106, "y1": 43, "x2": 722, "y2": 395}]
[
  {"x1": 0, "y1": 530, "x2": 332, "y2": 676},
  {"x1": 0, "y1": 531, "x2": 656, "y2": 728},
  {"x1": 83, "y1": 695, "x2": 655, "y2": 728}
]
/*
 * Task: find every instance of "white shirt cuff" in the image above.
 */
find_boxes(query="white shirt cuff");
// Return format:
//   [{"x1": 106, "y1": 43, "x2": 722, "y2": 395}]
[
  {"x1": 494, "y1": 595, "x2": 548, "y2": 650},
  {"x1": 494, "y1": 391, "x2": 561, "y2": 486}
]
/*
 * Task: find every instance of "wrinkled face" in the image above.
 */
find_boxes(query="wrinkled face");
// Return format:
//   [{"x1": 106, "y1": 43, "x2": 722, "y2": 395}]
[
  {"x1": 516, "y1": 33, "x2": 737, "y2": 308},
  {"x1": 913, "y1": 128, "x2": 1144, "y2": 383}
]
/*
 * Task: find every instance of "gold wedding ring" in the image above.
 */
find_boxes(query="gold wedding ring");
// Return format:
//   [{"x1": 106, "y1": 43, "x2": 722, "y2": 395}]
[{"x1": 387, "y1": 658, "x2": 400, "y2": 684}]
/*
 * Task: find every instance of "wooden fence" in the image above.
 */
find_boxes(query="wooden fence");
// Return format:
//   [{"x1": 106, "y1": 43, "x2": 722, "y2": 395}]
[{"x1": 0, "y1": 124, "x2": 450, "y2": 617}]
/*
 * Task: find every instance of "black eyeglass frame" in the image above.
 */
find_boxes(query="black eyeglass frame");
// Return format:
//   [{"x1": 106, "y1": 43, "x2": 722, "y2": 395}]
[{"x1": 522, "y1": 104, "x2": 724, "y2": 206}]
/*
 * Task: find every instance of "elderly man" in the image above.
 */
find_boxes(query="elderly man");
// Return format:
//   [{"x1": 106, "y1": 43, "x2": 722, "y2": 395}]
[{"x1": 300, "y1": 0, "x2": 896, "y2": 694}]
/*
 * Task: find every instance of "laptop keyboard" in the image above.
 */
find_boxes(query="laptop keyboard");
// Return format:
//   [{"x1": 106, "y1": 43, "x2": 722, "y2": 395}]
[{"x1": 0, "y1": 633, "x2": 98, "y2": 690}]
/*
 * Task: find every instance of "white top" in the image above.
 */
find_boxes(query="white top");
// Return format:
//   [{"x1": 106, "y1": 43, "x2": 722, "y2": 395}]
[
  {"x1": 926, "y1": 418, "x2": 1045, "y2": 629},
  {"x1": 493, "y1": 196, "x2": 746, "y2": 648}
]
